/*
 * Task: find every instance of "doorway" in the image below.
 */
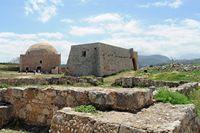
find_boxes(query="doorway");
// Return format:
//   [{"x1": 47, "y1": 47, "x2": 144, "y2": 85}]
[{"x1": 36, "y1": 66, "x2": 41, "y2": 73}]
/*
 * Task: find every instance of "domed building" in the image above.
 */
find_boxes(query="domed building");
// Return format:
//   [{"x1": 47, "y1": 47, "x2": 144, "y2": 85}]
[{"x1": 20, "y1": 42, "x2": 61, "y2": 73}]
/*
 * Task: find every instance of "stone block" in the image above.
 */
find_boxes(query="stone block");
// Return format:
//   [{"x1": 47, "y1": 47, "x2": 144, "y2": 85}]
[
  {"x1": 0, "y1": 102, "x2": 13, "y2": 128},
  {"x1": 50, "y1": 103, "x2": 200, "y2": 133}
]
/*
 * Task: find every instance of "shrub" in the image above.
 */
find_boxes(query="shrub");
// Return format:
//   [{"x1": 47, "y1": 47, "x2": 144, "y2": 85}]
[
  {"x1": 74, "y1": 105, "x2": 97, "y2": 113},
  {"x1": 154, "y1": 89, "x2": 190, "y2": 104},
  {"x1": 0, "y1": 83, "x2": 9, "y2": 88}
]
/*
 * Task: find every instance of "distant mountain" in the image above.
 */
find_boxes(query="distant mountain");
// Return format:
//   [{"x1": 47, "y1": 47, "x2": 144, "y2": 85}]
[
  {"x1": 138, "y1": 55, "x2": 171, "y2": 67},
  {"x1": 174, "y1": 58, "x2": 200, "y2": 64}
]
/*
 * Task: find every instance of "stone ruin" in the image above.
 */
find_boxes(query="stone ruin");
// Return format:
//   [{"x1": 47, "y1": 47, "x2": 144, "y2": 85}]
[{"x1": 0, "y1": 84, "x2": 200, "y2": 133}]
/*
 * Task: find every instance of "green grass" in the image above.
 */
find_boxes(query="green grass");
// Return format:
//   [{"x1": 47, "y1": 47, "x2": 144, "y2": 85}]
[
  {"x1": 154, "y1": 89, "x2": 190, "y2": 104},
  {"x1": 0, "y1": 129, "x2": 27, "y2": 133},
  {"x1": 135, "y1": 68, "x2": 200, "y2": 82},
  {"x1": 74, "y1": 105, "x2": 97, "y2": 113},
  {"x1": 188, "y1": 87, "x2": 200, "y2": 116},
  {"x1": 0, "y1": 83, "x2": 9, "y2": 88}
]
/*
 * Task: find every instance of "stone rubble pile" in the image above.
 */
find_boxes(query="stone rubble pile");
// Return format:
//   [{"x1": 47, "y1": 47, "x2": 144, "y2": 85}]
[{"x1": 146, "y1": 64, "x2": 200, "y2": 72}]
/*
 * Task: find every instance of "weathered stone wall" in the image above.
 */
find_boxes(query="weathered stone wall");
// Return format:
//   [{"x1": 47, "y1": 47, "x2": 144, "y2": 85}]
[
  {"x1": 67, "y1": 43, "x2": 100, "y2": 76},
  {"x1": 0, "y1": 87, "x2": 153, "y2": 126},
  {"x1": 0, "y1": 76, "x2": 103, "y2": 86},
  {"x1": 114, "y1": 77, "x2": 186, "y2": 88},
  {"x1": 50, "y1": 103, "x2": 200, "y2": 133},
  {"x1": 66, "y1": 42, "x2": 136, "y2": 77},
  {"x1": 20, "y1": 52, "x2": 61, "y2": 73},
  {"x1": 99, "y1": 43, "x2": 134, "y2": 76}
]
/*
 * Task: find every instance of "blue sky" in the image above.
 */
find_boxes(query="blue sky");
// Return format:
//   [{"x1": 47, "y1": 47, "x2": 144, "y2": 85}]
[{"x1": 0, "y1": 0, "x2": 200, "y2": 63}]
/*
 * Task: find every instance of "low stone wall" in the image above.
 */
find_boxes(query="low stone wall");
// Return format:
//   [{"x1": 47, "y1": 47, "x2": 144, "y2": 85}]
[
  {"x1": 0, "y1": 102, "x2": 13, "y2": 128},
  {"x1": 50, "y1": 103, "x2": 200, "y2": 133},
  {"x1": 0, "y1": 76, "x2": 103, "y2": 86},
  {"x1": 114, "y1": 77, "x2": 186, "y2": 88},
  {"x1": 0, "y1": 87, "x2": 153, "y2": 126},
  {"x1": 173, "y1": 82, "x2": 199, "y2": 94}
]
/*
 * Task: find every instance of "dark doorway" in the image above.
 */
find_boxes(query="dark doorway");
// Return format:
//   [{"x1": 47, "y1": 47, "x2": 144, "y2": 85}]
[{"x1": 36, "y1": 66, "x2": 41, "y2": 73}]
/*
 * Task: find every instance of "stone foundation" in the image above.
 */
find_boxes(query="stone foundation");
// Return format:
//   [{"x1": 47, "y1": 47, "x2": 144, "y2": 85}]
[
  {"x1": 50, "y1": 103, "x2": 200, "y2": 133},
  {"x1": 0, "y1": 76, "x2": 103, "y2": 86},
  {"x1": 0, "y1": 87, "x2": 153, "y2": 126},
  {"x1": 114, "y1": 77, "x2": 186, "y2": 88}
]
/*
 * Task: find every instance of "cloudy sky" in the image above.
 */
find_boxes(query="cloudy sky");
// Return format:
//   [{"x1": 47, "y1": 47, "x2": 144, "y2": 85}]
[{"x1": 0, "y1": 0, "x2": 200, "y2": 63}]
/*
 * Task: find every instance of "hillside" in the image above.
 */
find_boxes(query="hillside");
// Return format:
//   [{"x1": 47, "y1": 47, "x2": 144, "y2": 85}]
[{"x1": 138, "y1": 55, "x2": 171, "y2": 67}]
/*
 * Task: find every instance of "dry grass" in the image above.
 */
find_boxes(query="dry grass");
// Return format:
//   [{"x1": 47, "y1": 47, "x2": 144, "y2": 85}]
[{"x1": 102, "y1": 70, "x2": 137, "y2": 87}]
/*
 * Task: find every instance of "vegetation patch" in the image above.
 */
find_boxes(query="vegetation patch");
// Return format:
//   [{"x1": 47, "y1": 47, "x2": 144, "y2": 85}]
[
  {"x1": 154, "y1": 89, "x2": 190, "y2": 104},
  {"x1": 74, "y1": 105, "x2": 97, "y2": 113},
  {"x1": 187, "y1": 87, "x2": 200, "y2": 116},
  {"x1": 0, "y1": 83, "x2": 9, "y2": 88},
  {"x1": 135, "y1": 68, "x2": 200, "y2": 82}
]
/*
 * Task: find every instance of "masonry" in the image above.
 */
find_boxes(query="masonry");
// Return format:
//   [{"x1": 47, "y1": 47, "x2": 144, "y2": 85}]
[{"x1": 66, "y1": 42, "x2": 138, "y2": 77}]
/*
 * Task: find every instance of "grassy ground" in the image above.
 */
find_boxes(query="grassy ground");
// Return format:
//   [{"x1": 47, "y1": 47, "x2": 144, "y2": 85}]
[
  {"x1": 102, "y1": 70, "x2": 136, "y2": 87},
  {"x1": 0, "y1": 63, "x2": 63, "y2": 79},
  {"x1": 135, "y1": 68, "x2": 200, "y2": 82}
]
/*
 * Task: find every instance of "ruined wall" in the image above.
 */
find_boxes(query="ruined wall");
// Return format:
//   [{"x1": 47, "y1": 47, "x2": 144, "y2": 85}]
[
  {"x1": 114, "y1": 77, "x2": 187, "y2": 88},
  {"x1": 0, "y1": 87, "x2": 153, "y2": 126},
  {"x1": 51, "y1": 103, "x2": 200, "y2": 133},
  {"x1": 66, "y1": 44, "x2": 99, "y2": 76},
  {"x1": 20, "y1": 52, "x2": 61, "y2": 73},
  {"x1": 99, "y1": 44, "x2": 133, "y2": 76},
  {"x1": 0, "y1": 76, "x2": 103, "y2": 86}
]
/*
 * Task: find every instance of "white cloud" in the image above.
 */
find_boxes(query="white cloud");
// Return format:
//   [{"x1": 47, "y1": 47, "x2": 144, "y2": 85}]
[
  {"x1": 24, "y1": 0, "x2": 63, "y2": 23},
  {"x1": 138, "y1": 0, "x2": 183, "y2": 9},
  {"x1": 85, "y1": 13, "x2": 122, "y2": 23},
  {"x1": 69, "y1": 13, "x2": 142, "y2": 36},
  {"x1": 60, "y1": 18, "x2": 74, "y2": 24},
  {"x1": 69, "y1": 26, "x2": 104, "y2": 36},
  {"x1": 0, "y1": 32, "x2": 71, "y2": 63},
  {"x1": 68, "y1": 13, "x2": 200, "y2": 59}
]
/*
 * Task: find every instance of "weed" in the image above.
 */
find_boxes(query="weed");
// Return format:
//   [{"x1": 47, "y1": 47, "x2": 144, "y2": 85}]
[
  {"x1": 154, "y1": 89, "x2": 190, "y2": 104},
  {"x1": 74, "y1": 105, "x2": 97, "y2": 113}
]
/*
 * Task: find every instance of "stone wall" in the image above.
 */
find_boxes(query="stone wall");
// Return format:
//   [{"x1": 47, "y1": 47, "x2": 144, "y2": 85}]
[
  {"x1": 50, "y1": 103, "x2": 200, "y2": 133},
  {"x1": 99, "y1": 43, "x2": 134, "y2": 76},
  {"x1": 0, "y1": 102, "x2": 13, "y2": 128},
  {"x1": 114, "y1": 77, "x2": 186, "y2": 88},
  {"x1": 67, "y1": 43, "x2": 99, "y2": 76},
  {"x1": 0, "y1": 87, "x2": 153, "y2": 126},
  {"x1": 0, "y1": 76, "x2": 103, "y2": 86}
]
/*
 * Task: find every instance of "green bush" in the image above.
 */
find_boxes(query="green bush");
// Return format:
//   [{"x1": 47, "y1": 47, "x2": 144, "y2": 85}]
[
  {"x1": 154, "y1": 89, "x2": 190, "y2": 104},
  {"x1": 74, "y1": 105, "x2": 97, "y2": 113},
  {"x1": 0, "y1": 83, "x2": 9, "y2": 88}
]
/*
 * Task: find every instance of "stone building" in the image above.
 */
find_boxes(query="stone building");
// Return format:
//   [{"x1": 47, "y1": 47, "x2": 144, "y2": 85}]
[
  {"x1": 20, "y1": 42, "x2": 61, "y2": 73},
  {"x1": 66, "y1": 42, "x2": 138, "y2": 77}
]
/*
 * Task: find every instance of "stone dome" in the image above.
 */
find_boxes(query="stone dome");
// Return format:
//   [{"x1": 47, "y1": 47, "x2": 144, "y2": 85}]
[{"x1": 26, "y1": 42, "x2": 58, "y2": 54}]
